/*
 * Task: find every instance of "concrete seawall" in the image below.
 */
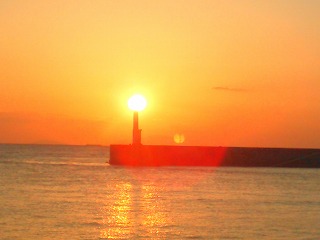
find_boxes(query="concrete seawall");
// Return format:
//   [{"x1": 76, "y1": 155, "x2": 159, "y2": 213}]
[{"x1": 109, "y1": 145, "x2": 320, "y2": 168}]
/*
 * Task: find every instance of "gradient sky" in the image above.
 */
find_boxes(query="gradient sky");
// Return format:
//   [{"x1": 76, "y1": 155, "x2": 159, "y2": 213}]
[{"x1": 1, "y1": 0, "x2": 319, "y2": 147}]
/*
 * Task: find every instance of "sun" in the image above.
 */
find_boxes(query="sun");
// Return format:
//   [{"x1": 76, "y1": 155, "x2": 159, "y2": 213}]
[{"x1": 128, "y1": 94, "x2": 147, "y2": 111}]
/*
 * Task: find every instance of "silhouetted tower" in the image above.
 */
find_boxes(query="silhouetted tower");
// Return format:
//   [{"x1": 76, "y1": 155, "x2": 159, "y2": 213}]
[{"x1": 132, "y1": 111, "x2": 142, "y2": 145}]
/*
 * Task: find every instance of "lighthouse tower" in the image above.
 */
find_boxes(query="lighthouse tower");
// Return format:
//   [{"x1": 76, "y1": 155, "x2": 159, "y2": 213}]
[
  {"x1": 127, "y1": 94, "x2": 147, "y2": 145},
  {"x1": 132, "y1": 111, "x2": 142, "y2": 145}
]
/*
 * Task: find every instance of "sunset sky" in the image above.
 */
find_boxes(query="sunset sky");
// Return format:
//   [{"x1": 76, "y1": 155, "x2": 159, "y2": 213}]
[{"x1": 1, "y1": 0, "x2": 319, "y2": 147}]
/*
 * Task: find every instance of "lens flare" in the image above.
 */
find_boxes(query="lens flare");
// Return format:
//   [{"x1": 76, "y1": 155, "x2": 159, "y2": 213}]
[{"x1": 174, "y1": 134, "x2": 185, "y2": 144}]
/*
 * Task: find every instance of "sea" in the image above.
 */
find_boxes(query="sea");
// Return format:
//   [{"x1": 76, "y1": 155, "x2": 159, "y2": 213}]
[{"x1": 0, "y1": 144, "x2": 319, "y2": 240}]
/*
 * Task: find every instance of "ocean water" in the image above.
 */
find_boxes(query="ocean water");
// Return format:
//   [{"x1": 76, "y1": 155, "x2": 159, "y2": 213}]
[{"x1": 0, "y1": 144, "x2": 319, "y2": 239}]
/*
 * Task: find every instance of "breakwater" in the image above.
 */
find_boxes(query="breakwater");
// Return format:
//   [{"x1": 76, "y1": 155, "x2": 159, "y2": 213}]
[{"x1": 109, "y1": 145, "x2": 320, "y2": 168}]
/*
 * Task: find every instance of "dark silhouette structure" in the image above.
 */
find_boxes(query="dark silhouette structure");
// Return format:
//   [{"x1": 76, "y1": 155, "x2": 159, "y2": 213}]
[
  {"x1": 132, "y1": 111, "x2": 142, "y2": 145},
  {"x1": 110, "y1": 100, "x2": 320, "y2": 168},
  {"x1": 109, "y1": 145, "x2": 320, "y2": 167}
]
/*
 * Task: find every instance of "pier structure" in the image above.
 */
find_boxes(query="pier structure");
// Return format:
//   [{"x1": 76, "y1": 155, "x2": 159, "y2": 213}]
[{"x1": 109, "y1": 95, "x2": 320, "y2": 168}]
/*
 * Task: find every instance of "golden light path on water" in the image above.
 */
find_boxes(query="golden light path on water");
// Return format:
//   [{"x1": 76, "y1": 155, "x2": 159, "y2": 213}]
[
  {"x1": 140, "y1": 185, "x2": 168, "y2": 236},
  {"x1": 100, "y1": 180, "x2": 171, "y2": 239},
  {"x1": 100, "y1": 183, "x2": 133, "y2": 238}
]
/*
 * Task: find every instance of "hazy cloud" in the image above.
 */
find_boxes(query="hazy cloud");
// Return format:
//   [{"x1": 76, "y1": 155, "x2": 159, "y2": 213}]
[{"x1": 212, "y1": 86, "x2": 248, "y2": 92}]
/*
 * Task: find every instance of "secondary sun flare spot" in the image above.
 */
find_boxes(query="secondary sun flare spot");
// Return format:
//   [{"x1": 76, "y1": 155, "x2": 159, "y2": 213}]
[
  {"x1": 128, "y1": 94, "x2": 147, "y2": 112},
  {"x1": 174, "y1": 134, "x2": 185, "y2": 144}
]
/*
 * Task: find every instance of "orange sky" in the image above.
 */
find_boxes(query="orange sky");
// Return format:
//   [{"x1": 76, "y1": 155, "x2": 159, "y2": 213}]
[{"x1": 1, "y1": 0, "x2": 319, "y2": 147}]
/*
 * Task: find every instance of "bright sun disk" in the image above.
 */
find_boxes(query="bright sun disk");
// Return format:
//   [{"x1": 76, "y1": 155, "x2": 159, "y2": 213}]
[{"x1": 128, "y1": 94, "x2": 147, "y2": 111}]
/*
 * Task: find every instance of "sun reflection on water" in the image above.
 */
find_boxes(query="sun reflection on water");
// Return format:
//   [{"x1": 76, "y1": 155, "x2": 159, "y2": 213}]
[
  {"x1": 100, "y1": 180, "x2": 172, "y2": 239},
  {"x1": 100, "y1": 182, "x2": 134, "y2": 239},
  {"x1": 140, "y1": 185, "x2": 169, "y2": 238}
]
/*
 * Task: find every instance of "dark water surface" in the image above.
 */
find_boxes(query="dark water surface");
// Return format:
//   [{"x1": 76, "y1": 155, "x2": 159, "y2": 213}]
[{"x1": 0, "y1": 144, "x2": 319, "y2": 239}]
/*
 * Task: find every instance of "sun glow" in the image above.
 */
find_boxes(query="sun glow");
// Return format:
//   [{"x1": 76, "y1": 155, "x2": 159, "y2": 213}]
[{"x1": 128, "y1": 94, "x2": 147, "y2": 112}]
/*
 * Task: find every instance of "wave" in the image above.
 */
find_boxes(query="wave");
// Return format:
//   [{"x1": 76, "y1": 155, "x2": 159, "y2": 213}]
[{"x1": 0, "y1": 159, "x2": 108, "y2": 167}]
